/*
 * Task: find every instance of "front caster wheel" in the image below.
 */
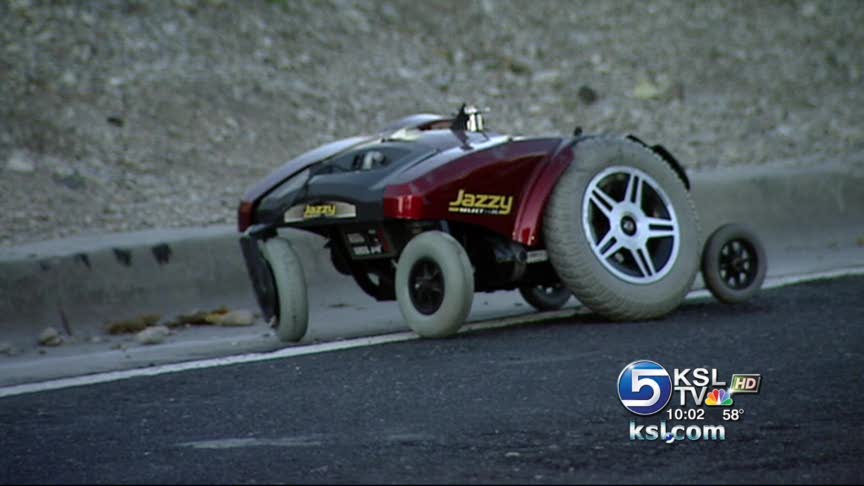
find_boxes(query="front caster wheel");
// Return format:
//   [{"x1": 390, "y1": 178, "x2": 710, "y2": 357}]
[
  {"x1": 262, "y1": 238, "x2": 309, "y2": 342},
  {"x1": 395, "y1": 231, "x2": 474, "y2": 338},
  {"x1": 701, "y1": 224, "x2": 767, "y2": 304},
  {"x1": 518, "y1": 284, "x2": 572, "y2": 311}
]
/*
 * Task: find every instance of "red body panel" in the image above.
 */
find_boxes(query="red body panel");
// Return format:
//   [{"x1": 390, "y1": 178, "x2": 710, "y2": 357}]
[
  {"x1": 384, "y1": 138, "x2": 573, "y2": 246},
  {"x1": 511, "y1": 141, "x2": 575, "y2": 246}
]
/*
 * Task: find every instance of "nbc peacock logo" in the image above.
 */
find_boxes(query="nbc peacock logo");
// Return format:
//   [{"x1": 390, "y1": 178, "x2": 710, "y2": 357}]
[{"x1": 705, "y1": 389, "x2": 734, "y2": 407}]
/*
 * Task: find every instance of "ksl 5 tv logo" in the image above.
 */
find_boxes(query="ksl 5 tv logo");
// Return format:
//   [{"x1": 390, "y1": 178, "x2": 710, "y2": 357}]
[{"x1": 617, "y1": 360, "x2": 761, "y2": 416}]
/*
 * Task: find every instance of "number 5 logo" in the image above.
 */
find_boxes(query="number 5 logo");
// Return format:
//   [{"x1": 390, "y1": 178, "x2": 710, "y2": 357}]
[{"x1": 617, "y1": 360, "x2": 672, "y2": 415}]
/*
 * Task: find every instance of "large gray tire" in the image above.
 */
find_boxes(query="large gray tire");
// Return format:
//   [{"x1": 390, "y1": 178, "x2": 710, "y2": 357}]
[
  {"x1": 395, "y1": 231, "x2": 474, "y2": 338},
  {"x1": 262, "y1": 238, "x2": 309, "y2": 342},
  {"x1": 543, "y1": 137, "x2": 701, "y2": 320}
]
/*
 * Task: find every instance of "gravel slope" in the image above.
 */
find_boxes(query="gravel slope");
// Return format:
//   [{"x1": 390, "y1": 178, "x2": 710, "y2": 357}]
[{"x1": 1, "y1": 0, "x2": 862, "y2": 246}]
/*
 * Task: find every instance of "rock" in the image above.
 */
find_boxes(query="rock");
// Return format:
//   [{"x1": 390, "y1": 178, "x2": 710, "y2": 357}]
[
  {"x1": 775, "y1": 125, "x2": 794, "y2": 138},
  {"x1": 341, "y1": 8, "x2": 370, "y2": 33},
  {"x1": 52, "y1": 171, "x2": 87, "y2": 190},
  {"x1": 38, "y1": 327, "x2": 63, "y2": 346},
  {"x1": 136, "y1": 325, "x2": 170, "y2": 345},
  {"x1": 60, "y1": 71, "x2": 77, "y2": 85},
  {"x1": 632, "y1": 79, "x2": 663, "y2": 100},
  {"x1": 396, "y1": 67, "x2": 417, "y2": 80},
  {"x1": 0, "y1": 342, "x2": 17, "y2": 356},
  {"x1": 212, "y1": 309, "x2": 255, "y2": 327},
  {"x1": 577, "y1": 85, "x2": 598, "y2": 105},
  {"x1": 6, "y1": 150, "x2": 35, "y2": 173},
  {"x1": 105, "y1": 314, "x2": 162, "y2": 335},
  {"x1": 800, "y1": 2, "x2": 817, "y2": 17},
  {"x1": 380, "y1": 2, "x2": 400, "y2": 23},
  {"x1": 532, "y1": 69, "x2": 560, "y2": 84},
  {"x1": 168, "y1": 307, "x2": 230, "y2": 327},
  {"x1": 202, "y1": 308, "x2": 231, "y2": 324}
]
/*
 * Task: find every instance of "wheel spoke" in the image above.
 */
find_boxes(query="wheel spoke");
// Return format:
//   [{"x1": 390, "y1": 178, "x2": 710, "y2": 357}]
[
  {"x1": 633, "y1": 245, "x2": 656, "y2": 277},
  {"x1": 590, "y1": 188, "x2": 617, "y2": 217},
  {"x1": 601, "y1": 237, "x2": 623, "y2": 259},
  {"x1": 645, "y1": 217, "x2": 677, "y2": 238},
  {"x1": 595, "y1": 229, "x2": 615, "y2": 252},
  {"x1": 625, "y1": 174, "x2": 643, "y2": 206}
]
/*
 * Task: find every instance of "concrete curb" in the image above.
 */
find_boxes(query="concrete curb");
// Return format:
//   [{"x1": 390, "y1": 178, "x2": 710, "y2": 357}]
[
  {"x1": 2, "y1": 161, "x2": 863, "y2": 348},
  {"x1": 692, "y1": 161, "x2": 864, "y2": 253},
  {"x1": 0, "y1": 226, "x2": 331, "y2": 346}
]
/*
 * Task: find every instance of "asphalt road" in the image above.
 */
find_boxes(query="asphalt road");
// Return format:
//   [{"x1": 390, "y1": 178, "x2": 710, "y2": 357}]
[{"x1": 2, "y1": 276, "x2": 862, "y2": 484}]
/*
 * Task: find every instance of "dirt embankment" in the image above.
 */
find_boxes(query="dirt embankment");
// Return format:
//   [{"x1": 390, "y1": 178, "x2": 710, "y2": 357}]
[{"x1": 1, "y1": 0, "x2": 862, "y2": 246}]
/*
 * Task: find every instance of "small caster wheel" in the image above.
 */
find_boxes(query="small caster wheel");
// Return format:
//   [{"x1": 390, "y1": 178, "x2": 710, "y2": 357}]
[
  {"x1": 518, "y1": 283, "x2": 572, "y2": 311},
  {"x1": 701, "y1": 224, "x2": 767, "y2": 304}
]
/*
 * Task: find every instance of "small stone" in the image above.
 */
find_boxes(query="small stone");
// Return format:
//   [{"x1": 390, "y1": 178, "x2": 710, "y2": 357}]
[
  {"x1": 52, "y1": 171, "x2": 87, "y2": 190},
  {"x1": 38, "y1": 327, "x2": 63, "y2": 346},
  {"x1": 213, "y1": 309, "x2": 255, "y2": 327},
  {"x1": 632, "y1": 79, "x2": 662, "y2": 100},
  {"x1": 0, "y1": 342, "x2": 17, "y2": 356},
  {"x1": 342, "y1": 8, "x2": 370, "y2": 32},
  {"x1": 532, "y1": 69, "x2": 560, "y2": 84},
  {"x1": 203, "y1": 307, "x2": 231, "y2": 325},
  {"x1": 396, "y1": 67, "x2": 417, "y2": 80},
  {"x1": 775, "y1": 125, "x2": 794, "y2": 138},
  {"x1": 171, "y1": 307, "x2": 229, "y2": 326},
  {"x1": 380, "y1": 2, "x2": 400, "y2": 23},
  {"x1": 105, "y1": 314, "x2": 161, "y2": 334},
  {"x1": 578, "y1": 85, "x2": 598, "y2": 105},
  {"x1": 800, "y1": 2, "x2": 817, "y2": 17},
  {"x1": 136, "y1": 325, "x2": 170, "y2": 345},
  {"x1": 61, "y1": 71, "x2": 77, "y2": 85},
  {"x1": 6, "y1": 150, "x2": 35, "y2": 173}
]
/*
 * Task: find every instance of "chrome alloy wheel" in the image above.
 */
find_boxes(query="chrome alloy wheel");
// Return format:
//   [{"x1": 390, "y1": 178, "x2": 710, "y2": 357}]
[{"x1": 581, "y1": 166, "x2": 680, "y2": 284}]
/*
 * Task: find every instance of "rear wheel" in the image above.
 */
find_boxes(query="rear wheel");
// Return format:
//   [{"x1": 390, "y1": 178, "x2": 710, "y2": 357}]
[
  {"x1": 395, "y1": 231, "x2": 474, "y2": 338},
  {"x1": 701, "y1": 224, "x2": 767, "y2": 304},
  {"x1": 262, "y1": 238, "x2": 309, "y2": 342},
  {"x1": 543, "y1": 137, "x2": 701, "y2": 320},
  {"x1": 518, "y1": 284, "x2": 572, "y2": 311}
]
